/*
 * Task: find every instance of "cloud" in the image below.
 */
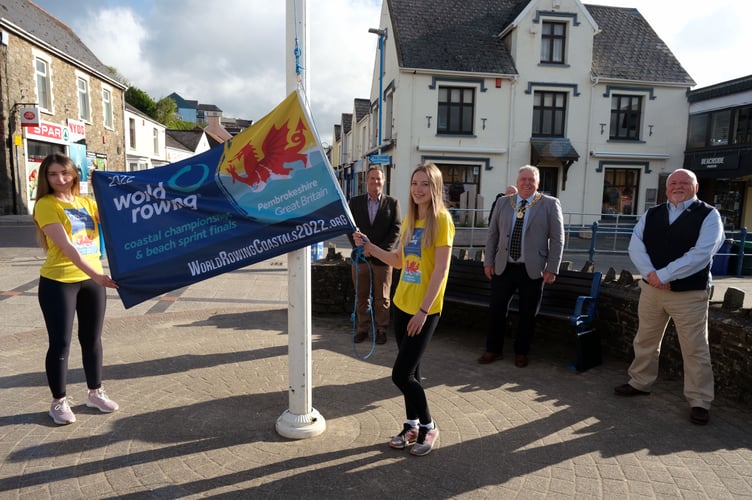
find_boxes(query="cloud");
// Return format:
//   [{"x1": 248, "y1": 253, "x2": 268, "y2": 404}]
[
  {"x1": 33, "y1": 0, "x2": 751, "y2": 146},
  {"x1": 50, "y1": 0, "x2": 380, "y2": 145},
  {"x1": 594, "y1": 0, "x2": 752, "y2": 88}
]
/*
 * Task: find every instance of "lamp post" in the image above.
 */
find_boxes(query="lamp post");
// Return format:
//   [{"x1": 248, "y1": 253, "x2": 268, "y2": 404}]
[{"x1": 368, "y1": 27, "x2": 386, "y2": 155}]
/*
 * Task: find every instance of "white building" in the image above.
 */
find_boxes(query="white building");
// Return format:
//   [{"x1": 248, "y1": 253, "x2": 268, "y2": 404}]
[
  {"x1": 124, "y1": 104, "x2": 168, "y2": 171},
  {"x1": 165, "y1": 129, "x2": 212, "y2": 164},
  {"x1": 336, "y1": 0, "x2": 695, "y2": 227}
]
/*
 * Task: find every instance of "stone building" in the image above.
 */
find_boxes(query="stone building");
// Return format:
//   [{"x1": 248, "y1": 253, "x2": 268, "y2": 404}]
[{"x1": 0, "y1": 0, "x2": 127, "y2": 214}]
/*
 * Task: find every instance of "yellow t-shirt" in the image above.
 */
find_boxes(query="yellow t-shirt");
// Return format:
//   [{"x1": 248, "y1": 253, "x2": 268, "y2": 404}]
[
  {"x1": 393, "y1": 210, "x2": 455, "y2": 315},
  {"x1": 34, "y1": 195, "x2": 103, "y2": 283}
]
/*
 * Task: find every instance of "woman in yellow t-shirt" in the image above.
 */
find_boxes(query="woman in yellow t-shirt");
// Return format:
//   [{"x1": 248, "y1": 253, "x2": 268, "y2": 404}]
[
  {"x1": 33, "y1": 153, "x2": 119, "y2": 425},
  {"x1": 354, "y1": 162, "x2": 454, "y2": 456}
]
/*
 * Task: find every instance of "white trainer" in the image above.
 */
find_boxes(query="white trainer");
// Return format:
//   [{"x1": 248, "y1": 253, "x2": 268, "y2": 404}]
[
  {"x1": 49, "y1": 397, "x2": 76, "y2": 425},
  {"x1": 86, "y1": 388, "x2": 119, "y2": 413}
]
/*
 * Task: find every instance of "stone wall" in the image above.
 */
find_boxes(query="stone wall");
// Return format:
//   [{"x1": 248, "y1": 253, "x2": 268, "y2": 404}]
[
  {"x1": 312, "y1": 256, "x2": 752, "y2": 406},
  {"x1": 595, "y1": 274, "x2": 752, "y2": 405}
]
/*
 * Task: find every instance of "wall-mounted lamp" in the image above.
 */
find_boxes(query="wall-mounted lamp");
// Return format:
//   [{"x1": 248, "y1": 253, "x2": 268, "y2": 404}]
[
  {"x1": 368, "y1": 27, "x2": 387, "y2": 154},
  {"x1": 481, "y1": 118, "x2": 487, "y2": 130},
  {"x1": 599, "y1": 123, "x2": 606, "y2": 135},
  {"x1": 648, "y1": 124, "x2": 654, "y2": 136},
  {"x1": 426, "y1": 115, "x2": 432, "y2": 128}
]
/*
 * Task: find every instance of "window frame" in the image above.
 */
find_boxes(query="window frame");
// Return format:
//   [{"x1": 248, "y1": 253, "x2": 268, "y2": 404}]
[
  {"x1": 34, "y1": 55, "x2": 53, "y2": 111},
  {"x1": 734, "y1": 106, "x2": 752, "y2": 145},
  {"x1": 435, "y1": 163, "x2": 481, "y2": 210},
  {"x1": 76, "y1": 74, "x2": 91, "y2": 122},
  {"x1": 153, "y1": 128, "x2": 159, "y2": 155},
  {"x1": 437, "y1": 86, "x2": 475, "y2": 135},
  {"x1": 709, "y1": 109, "x2": 731, "y2": 146},
  {"x1": 540, "y1": 21, "x2": 567, "y2": 64},
  {"x1": 687, "y1": 105, "x2": 752, "y2": 149},
  {"x1": 102, "y1": 86, "x2": 114, "y2": 129},
  {"x1": 128, "y1": 117, "x2": 136, "y2": 149},
  {"x1": 532, "y1": 90, "x2": 567, "y2": 137},
  {"x1": 609, "y1": 94, "x2": 642, "y2": 140}
]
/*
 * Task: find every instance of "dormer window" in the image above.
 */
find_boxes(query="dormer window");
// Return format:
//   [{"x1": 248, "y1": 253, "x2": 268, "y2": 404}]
[{"x1": 541, "y1": 21, "x2": 566, "y2": 64}]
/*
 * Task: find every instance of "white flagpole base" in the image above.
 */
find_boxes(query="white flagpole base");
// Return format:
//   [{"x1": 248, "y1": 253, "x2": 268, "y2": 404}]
[{"x1": 276, "y1": 408, "x2": 326, "y2": 439}]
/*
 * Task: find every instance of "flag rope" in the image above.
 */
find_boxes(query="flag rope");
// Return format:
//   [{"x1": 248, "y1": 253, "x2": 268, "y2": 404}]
[{"x1": 350, "y1": 246, "x2": 377, "y2": 359}]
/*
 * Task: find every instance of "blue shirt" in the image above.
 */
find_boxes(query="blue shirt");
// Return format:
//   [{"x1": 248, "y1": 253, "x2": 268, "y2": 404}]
[{"x1": 628, "y1": 196, "x2": 724, "y2": 283}]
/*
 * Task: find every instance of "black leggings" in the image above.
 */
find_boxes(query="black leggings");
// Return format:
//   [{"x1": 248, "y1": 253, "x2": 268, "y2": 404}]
[
  {"x1": 392, "y1": 307, "x2": 441, "y2": 425},
  {"x1": 38, "y1": 276, "x2": 106, "y2": 399}
]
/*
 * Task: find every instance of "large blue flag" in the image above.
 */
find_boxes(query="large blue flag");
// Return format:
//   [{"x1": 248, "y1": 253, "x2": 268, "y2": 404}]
[{"x1": 93, "y1": 91, "x2": 355, "y2": 308}]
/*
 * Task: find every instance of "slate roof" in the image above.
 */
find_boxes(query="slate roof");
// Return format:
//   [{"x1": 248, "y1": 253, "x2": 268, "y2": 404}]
[
  {"x1": 387, "y1": 0, "x2": 519, "y2": 74},
  {"x1": 165, "y1": 129, "x2": 205, "y2": 151},
  {"x1": 0, "y1": 0, "x2": 122, "y2": 86},
  {"x1": 386, "y1": 0, "x2": 693, "y2": 85},
  {"x1": 586, "y1": 5, "x2": 694, "y2": 85},
  {"x1": 688, "y1": 74, "x2": 752, "y2": 103},
  {"x1": 198, "y1": 103, "x2": 222, "y2": 112},
  {"x1": 125, "y1": 103, "x2": 157, "y2": 123},
  {"x1": 341, "y1": 113, "x2": 353, "y2": 134},
  {"x1": 354, "y1": 98, "x2": 370, "y2": 122}
]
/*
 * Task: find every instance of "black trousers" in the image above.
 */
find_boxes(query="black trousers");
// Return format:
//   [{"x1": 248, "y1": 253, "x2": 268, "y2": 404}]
[
  {"x1": 485, "y1": 263, "x2": 544, "y2": 356},
  {"x1": 38, "y1": 276, "x2": 106, "y2": 399},
  {"x1": 392, "y1": 307, "x2": 441, "y2": 425}
]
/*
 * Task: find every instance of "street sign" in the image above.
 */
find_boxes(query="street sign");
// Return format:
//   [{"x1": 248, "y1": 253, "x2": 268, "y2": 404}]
[{"x1": 369, "y1": 154, "x2": 391, "y2": 164}]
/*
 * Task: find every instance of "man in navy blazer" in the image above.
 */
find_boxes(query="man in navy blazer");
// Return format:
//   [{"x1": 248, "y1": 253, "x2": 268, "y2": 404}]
[
  {"x1": 347, "y1": 166, "x2": 401, "y2": 344},
  {"x1": 479, "y1": 165, "x2": 564, "y2": 367}
]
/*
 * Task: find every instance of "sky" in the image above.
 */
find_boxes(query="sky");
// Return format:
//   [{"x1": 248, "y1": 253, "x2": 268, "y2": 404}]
[{"x1": 31, "y1": 0, "x2": 752, "y2": 147}]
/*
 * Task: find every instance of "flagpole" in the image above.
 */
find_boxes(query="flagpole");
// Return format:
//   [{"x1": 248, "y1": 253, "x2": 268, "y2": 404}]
[{"x1": 276, "y1": 0, "x2": 326, "y2": 439}]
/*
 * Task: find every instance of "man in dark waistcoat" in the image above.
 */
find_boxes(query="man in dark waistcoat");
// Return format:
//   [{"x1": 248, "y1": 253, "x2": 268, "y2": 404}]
[{"x1": 615, "y1": 169, "x2": 724, "y2": 426}]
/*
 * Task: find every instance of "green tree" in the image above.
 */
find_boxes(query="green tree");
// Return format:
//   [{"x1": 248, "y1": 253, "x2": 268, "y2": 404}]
[
  {"x1": 154, "y1": 96, "x2": 197, "y2": 129},
  {"x1": 105, "y1": 66, "x2": 130, "y2": 86},
  {"x1": 125, "y1": 86, "x2": 156, "y2": 118},
  {"x1": 153, "y1": 96, "x2": 178, "y2": 125}
]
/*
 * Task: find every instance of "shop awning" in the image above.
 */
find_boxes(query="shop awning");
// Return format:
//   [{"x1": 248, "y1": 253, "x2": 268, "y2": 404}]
[{"x1": 530, "y1": 138, "x2": 580, "y2": 190}]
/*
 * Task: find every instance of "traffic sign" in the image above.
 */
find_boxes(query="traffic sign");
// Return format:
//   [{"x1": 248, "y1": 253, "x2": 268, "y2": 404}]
[{"x1": 369, "y1": 154, "x2": 391, "y2": 165}]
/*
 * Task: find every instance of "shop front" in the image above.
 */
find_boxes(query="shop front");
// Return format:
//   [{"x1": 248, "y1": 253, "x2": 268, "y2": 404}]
[
  {"x1": 23, "y1": 120, "x2": 68, "y2": 213},
  {"x1": 685, "y1": 147, "x2": 752, "y2": 230},
  {"x1": 601, "y1": 167, "x2": 640, "y2": 218}
]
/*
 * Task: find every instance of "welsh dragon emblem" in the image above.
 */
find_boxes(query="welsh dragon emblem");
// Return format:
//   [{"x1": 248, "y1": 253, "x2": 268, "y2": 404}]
[{"x1": 226, "y1": 118, "x2": 308, "y2": 191}]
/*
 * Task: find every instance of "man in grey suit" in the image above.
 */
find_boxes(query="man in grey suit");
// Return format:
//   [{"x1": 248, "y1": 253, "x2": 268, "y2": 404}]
[
  {"x1": 347, "y1": 166, "x2": 401, "y2": 344},
  {"x1": 478, "y1": 165, "x2": 564, "y2": 367}
]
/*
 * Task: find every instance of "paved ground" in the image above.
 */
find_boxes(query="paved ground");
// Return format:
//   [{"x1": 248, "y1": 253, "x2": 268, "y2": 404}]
[{"x1": 1, "y1": 216, "x2": 752, "y2": 499}]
